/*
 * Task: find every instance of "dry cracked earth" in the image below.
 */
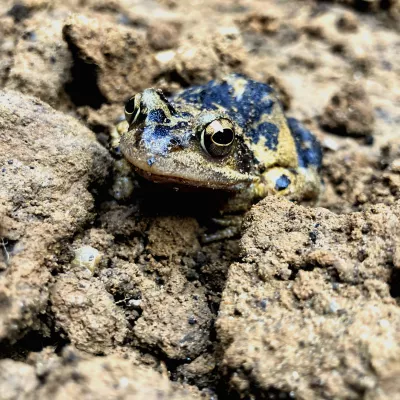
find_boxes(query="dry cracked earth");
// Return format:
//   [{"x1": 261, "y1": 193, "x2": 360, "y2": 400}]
[{"x1": 0, "y1": 0, "x2": 400, "y2": 399}]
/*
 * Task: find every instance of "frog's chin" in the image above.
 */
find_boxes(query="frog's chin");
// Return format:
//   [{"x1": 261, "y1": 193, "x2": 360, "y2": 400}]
[{"x1": 132, "y1": 163, "x2": 252, "y2": 191}]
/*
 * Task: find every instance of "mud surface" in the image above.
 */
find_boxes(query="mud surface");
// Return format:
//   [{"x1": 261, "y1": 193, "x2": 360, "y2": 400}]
[{"x1": 0, "y1": 0, "x2": 399, "y2": 399}]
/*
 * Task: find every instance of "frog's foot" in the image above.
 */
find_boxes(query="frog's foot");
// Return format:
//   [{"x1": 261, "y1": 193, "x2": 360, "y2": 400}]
[{"x1": 201, "y1": 215, "x2": 243, "y2": 243}]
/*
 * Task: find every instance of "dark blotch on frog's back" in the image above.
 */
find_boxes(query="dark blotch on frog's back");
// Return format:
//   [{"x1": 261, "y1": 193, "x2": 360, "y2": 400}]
[
  {"x1": 251, "y1": 122, "x2": 279, "y2": 150},
  {"x1": 287, "y1": 118, "x2": 322, "y2": 169},
  {"x1": 148, "y1": 109, "x2": 170, "y2": 124},
  {"x1": 176, "y1": 74, "x2": 274, "y2": 129},
  {"x1": 142, "y1": 116, "x2": 191, "y2": 156}
]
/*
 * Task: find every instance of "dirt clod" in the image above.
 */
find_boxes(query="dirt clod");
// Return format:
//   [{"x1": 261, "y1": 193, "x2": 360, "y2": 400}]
[
  {"x1": 63, "y1": 14, "x2": 159, "y2": 105},
  {"x1": 217, "y1": 196, "x2": 400, "y2": 399},
  {"x1": 320, "y1": 82, "x2": 375, "y2": 137},
  {"x1": 0, "y1": 89, "x2": 111, "y2": 342}
]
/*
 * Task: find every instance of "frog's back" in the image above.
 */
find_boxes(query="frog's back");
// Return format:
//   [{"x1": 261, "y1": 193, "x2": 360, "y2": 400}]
[{"x1": 174, "y1": 74, "x2": 321, "y2": 172}]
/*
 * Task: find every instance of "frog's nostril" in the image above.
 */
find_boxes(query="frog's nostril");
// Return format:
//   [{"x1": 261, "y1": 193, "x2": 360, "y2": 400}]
[{"x1": 169, "y1": 138, "x2": 181, "y2": 148}]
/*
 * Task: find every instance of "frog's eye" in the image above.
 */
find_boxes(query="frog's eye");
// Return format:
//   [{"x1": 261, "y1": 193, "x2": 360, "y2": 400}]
[
  {"x1": 200, "y1": 119, "x2": 235, "y2": 158},
  {"x1": 125, "y1": 93, "x2": 144, "y2": 125}
]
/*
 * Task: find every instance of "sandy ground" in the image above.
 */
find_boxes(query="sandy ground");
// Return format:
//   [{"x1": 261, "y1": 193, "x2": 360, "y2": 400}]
[{"x1": 0, "y1": 0, "x2": 400, "y2": 398}]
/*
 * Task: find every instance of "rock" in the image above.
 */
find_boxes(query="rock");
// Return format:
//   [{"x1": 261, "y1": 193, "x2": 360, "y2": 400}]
[
  {"x1": 0, "y1": 90, "x2": 111, "y2": 341},
  {"x1": 217, "y1": 196, "x2": 400, "y2": 399},
  {"x1": 320, "y1": 82, "x2": 375, "y2": 137},
  {"x1": 321, "y1": 138, "x2": 400, "y2": 212},
  {"x1": 51, "y1": 273, "x2": 128, "y2": 354},
  {"x1": 133, "y1": 277, "x2": 212, "y2": 360},
  {"x1": 0, "y1": 16, "x2": 17, "y2": 87},
  {"x1": 4, "y1": 347, "x2": 208, "y2": 400},
  {"x1": 158, "y1": 28, "x2": 246, "y2": 87},
  {"x1": 5, "y1": 17, "x2": 72, "y2": 108},
  {"x1": 62, "y1": 14, "x2": 159, "y2": 104},
  {"x1": 86, "y1": 215, "x2": 213, "y2": 360}
]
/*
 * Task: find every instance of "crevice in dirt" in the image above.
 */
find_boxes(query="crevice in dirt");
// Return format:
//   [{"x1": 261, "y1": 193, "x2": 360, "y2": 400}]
[
  {"x1": 287, "y1": 263, "x2": 316, "y2": 281},
  {"x1": 352, "y1": 0, "x2": 391, "y2": 12},
  {"x1": 63, "y1": 41, "x2": 107, "y2": 109},
  {"x1": 153, "y1": 70, "x2": 192, "y2": 93},
  {"x1": 215, "y1": 368, "x2": 295, "y2": 400},
  {"x1": 389, "y1": 265, "x2": 400, "y2": 300},
  {"x1": 113, "y1": 291, "x2": 143, "y2": 328},
  {"x1": 0, "y1": 314, "x2": 70, "y2": 361},
  {"x1": 286, "y1": 261, "x2": 345, "y2": 285}
]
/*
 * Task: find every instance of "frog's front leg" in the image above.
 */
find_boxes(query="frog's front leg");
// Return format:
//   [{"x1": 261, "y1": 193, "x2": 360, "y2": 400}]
[
  {"x1": 201, "y1": 215, "x2": 243, "y2": 243},
  {"x1": 200, "y1": 189, "x2": 254, "y2": 243}
]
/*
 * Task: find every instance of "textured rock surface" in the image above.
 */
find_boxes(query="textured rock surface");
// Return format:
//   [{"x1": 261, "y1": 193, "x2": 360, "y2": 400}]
[
  {"x1": 320, "y1": 82, "x2": 375, "y2": 137},
  {"x1": 217, "y1": 196, "x2": 400, "y2": 399},
  {"x1": 0, "y1": 90, "x2": 111, "y2": 340},
  {"x1": 0, "y1": 348, "x2": 207, "y2": 400},
  {"x1": 63, "y1": 14, "x2": 159, "y2": 104},
  {"x1": 51, "y1": 273, "x2": 128, "y2": 354},
  {"x1": 5, "y1": 17, "x2": 72, "y2": 108},
  {"x1": 35, "y1": 349, "x2": 207, "y2": 400}
]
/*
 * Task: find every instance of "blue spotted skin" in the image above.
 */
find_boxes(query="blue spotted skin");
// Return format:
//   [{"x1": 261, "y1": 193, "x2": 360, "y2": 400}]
[
  {"x1": 287, "y1": 117, "x2": 323, "y2": 169},
  {"x1": 175, "y1": 75, "x2": 322, "y2": 170},
  {"x1": 120, "y1": 74, "x2": 323, "y2": 206},
  {"x1": 176, "y1": 78, "x2": 277, "y2": 147}
]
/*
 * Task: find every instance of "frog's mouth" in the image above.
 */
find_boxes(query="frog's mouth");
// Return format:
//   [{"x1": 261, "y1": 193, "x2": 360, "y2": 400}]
[
  {"x1": 132, "y1": 160, "x2": 253, "y2": 191},
  {"x1": 132, "y1": 164, "x2": 250, "y2": 191},
  {"x1": 122, "y1": 148, "x2": 254, "y2": 191}
]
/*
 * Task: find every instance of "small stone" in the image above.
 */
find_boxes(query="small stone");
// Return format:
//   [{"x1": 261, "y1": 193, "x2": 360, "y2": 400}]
[
  {"x1": 128, "y1": 299, "x2": 142, "y2": 309},
  {"x1": 72, "y1": 246, "x2": 102, "y2": 274},
  {"x1": 320, "y1": 83, "x2": 375, "y2": 137}
]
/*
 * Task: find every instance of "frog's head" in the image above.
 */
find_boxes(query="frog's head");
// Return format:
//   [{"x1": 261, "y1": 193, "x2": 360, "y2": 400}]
[{"x1": 120, "y1": 88, "x2": 255, "y2": 190}]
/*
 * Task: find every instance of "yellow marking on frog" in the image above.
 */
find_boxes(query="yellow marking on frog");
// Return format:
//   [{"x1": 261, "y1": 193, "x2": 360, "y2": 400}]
[
  {"x1": 209, "y1": 103, "x2": 230, "y2": 114},
  {"x1": 246, "y1": 102, "x2": 298, "y2": 169}
]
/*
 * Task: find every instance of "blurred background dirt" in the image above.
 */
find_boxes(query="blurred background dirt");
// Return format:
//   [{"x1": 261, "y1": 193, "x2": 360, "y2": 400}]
[{"x1": 0, "y1": 0, "x2": 399, "y2": 399}]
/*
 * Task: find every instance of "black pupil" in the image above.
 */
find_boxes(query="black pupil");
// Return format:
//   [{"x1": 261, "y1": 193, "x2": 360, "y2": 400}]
[
  {"x1": 212, "y1": 129, "x2": 234, "y2": 145},
  {"x1": 125, "y1": 97, "x2": 136, "y2": 114}
]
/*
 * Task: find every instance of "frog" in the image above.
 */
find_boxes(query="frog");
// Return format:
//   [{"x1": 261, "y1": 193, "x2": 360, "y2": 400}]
[{"x1": 117, "y1": 74, "x2": 322, "y2": 240}]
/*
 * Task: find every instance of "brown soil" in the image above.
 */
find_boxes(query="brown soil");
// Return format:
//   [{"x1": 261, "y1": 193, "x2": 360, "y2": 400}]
[{"x1": 0, "y1": 0, "x2": 399, "y2": 399}]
